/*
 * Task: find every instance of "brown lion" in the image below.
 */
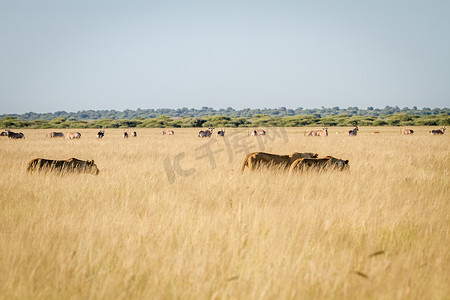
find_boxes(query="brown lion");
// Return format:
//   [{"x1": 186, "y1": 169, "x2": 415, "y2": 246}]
[
  {"x1": 289, "y1": 156, "x2": 349, "y2": 173},
  {"x1": 241, "y1": 152, "x2": 318, "y2": 172},
  {"x1": 27, "y1": 158, "x2": 99, "y2": 175}
]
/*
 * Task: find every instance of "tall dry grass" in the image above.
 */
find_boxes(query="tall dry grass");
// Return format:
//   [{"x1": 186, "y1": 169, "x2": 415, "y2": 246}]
[{"x1": 0, "y1": 127, "x2": 448, "y2": 299}]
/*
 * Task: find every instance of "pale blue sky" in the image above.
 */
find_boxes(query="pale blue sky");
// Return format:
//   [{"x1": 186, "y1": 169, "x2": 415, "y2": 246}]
[{"x1": 1, "y1": 0, "x2": 449, "y2": 114}]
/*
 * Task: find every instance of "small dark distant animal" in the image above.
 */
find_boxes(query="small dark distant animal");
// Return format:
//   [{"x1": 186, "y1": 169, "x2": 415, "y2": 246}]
[
  {"x1": 97, "y1": 129, "x2": 105, "y2": 139},
  {"x1": 47, "y1": 132, "x2": 64, "y2": 138},
  {"x1": 348, "y1": 127, "x2": 359, "y2": 136},
  {"x1": 401, "y1": 129, "x2": 414, "y2": 135},
  {"x1": 123, "y1": 131, "x2": 129, "y2": 138},
  {"x1": 289, "y1": 156, "x2": 349, "y2": 173},
  {"x1": 67, "y1": 132, "x2": 81, "y2": 139},
  {"x1": 6, "y1": 130, "x2": 25, "y2": 139},
  {"x1": 27, "y1": 158, "x2": 99, "y2": 175},
  {"x1": 198, "y1": 128, "x2": 214, "y2": 138},
  {"x1": 241, "y1": 152, "x2": 318, "y2": 172},
  {"x1": 217, "y1": 129, "x2": 225, "y2": 137},
  {"x1": 305, "y1": 128, "x2": 328, "y2": 136},
  {"x1": 429, "y1": 127, "x2": 446, "y2": 135},
  {"x1": 251, "y1": 129, "x2": 266, "y2": 136},
  {"x1": 131, "y1": 131, "x2": 137, "y2": 137},
  {"x1": 0, "y1": 131, "x2": 8, "y2": 136},
  {"x1": 163, "y1": 130, "x2": 174, "y2": 135}
]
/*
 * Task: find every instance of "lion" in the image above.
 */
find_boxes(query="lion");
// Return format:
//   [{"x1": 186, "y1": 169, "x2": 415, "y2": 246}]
[
  {"x1": 241, "y1": 152, "x2": 318, "y2": 172},
  {"x1": 289, "y1": 156, "x2": 349, "y2": 173},
  {"x1": 27, "y1": 158, "x2": 99, "y2": 175}
]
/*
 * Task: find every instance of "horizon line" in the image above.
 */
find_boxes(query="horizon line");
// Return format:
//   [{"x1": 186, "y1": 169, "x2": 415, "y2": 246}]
[{"x1": 2, "y1": 105, "x2": 449, "y2": 116}]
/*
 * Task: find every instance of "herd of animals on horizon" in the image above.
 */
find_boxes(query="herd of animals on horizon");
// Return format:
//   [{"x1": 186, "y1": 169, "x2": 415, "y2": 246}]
[{"x1": 1, "y1": 126, "x2": 446, "y2": 176}]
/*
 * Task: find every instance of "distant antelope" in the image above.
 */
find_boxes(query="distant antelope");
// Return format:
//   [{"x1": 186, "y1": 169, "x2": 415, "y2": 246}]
[
  {"x1": 123, "y1": 130, "x2": 129, "y2": 138},
  {"x1": 348, "y1": 126, "x2": 359, "y2": 136},
  {"x1": 6, "y1": 130, "x2": 25, "y2": 139},
  {"x1": 305, "y1": 128, "x2": 328, "y2": 136},
  {"x1": 162, "y1": 130, "x2": 174, "y2": 135},
  {"x1": 67, "y1": 132, "x2": 81, "y2": 139},
  {"x1": 96, "y1": 129, "x2": 105, "y2": 139},
  {"x1": 216, "y1": 129, "x2": 225, "y2": 137},
  {"x1": 401, "y1": 129, "x2": 414, "y2": 135},
  {"x1": 198, "y1": 128, "x2": 214, "y2": 138},
  {"x1": 131, "y1": 131, "x2": 137, "y2": 137},
  {"x1": 429, "y1": 127, "x2": 446, "y2": 135},
  {"x1": 251, "y1": 129, "x2": 266, "y2": 136}
]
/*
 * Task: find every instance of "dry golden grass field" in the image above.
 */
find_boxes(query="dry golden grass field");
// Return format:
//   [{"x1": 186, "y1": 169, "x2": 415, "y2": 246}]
[{"x1": 0, "y1": 127, "x2": 449, "y2": 299}]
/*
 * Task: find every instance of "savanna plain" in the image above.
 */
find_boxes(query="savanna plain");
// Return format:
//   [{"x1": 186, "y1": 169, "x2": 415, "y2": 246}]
[{"x1": 0, "y1": 127, "x2": 448, "y2": 299}]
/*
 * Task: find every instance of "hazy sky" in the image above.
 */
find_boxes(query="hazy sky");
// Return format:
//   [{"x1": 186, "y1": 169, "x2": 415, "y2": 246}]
[{"x1": 1, "y1": 0, "x2": 449, "y2": 114}]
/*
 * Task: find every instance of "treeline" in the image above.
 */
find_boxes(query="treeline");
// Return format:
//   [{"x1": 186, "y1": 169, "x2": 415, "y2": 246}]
[
  {"x1": 1, "y1": 106, "x2": 449, "y2": 121},
  {"x1": 1, "y1": 113, "x2": 449, "y2": 129}
]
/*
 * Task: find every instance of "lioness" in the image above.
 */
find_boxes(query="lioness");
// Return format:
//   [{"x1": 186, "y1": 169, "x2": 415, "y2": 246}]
[
  {"x1": 241, "y1": 152, "x2": 318, "y2": 172},
  {"x1": 27, "y1": 158, "x2": 99, "y2": 175},
  {"x1": 289, "y1": 156, "x2": 349, "y2": 173}
]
